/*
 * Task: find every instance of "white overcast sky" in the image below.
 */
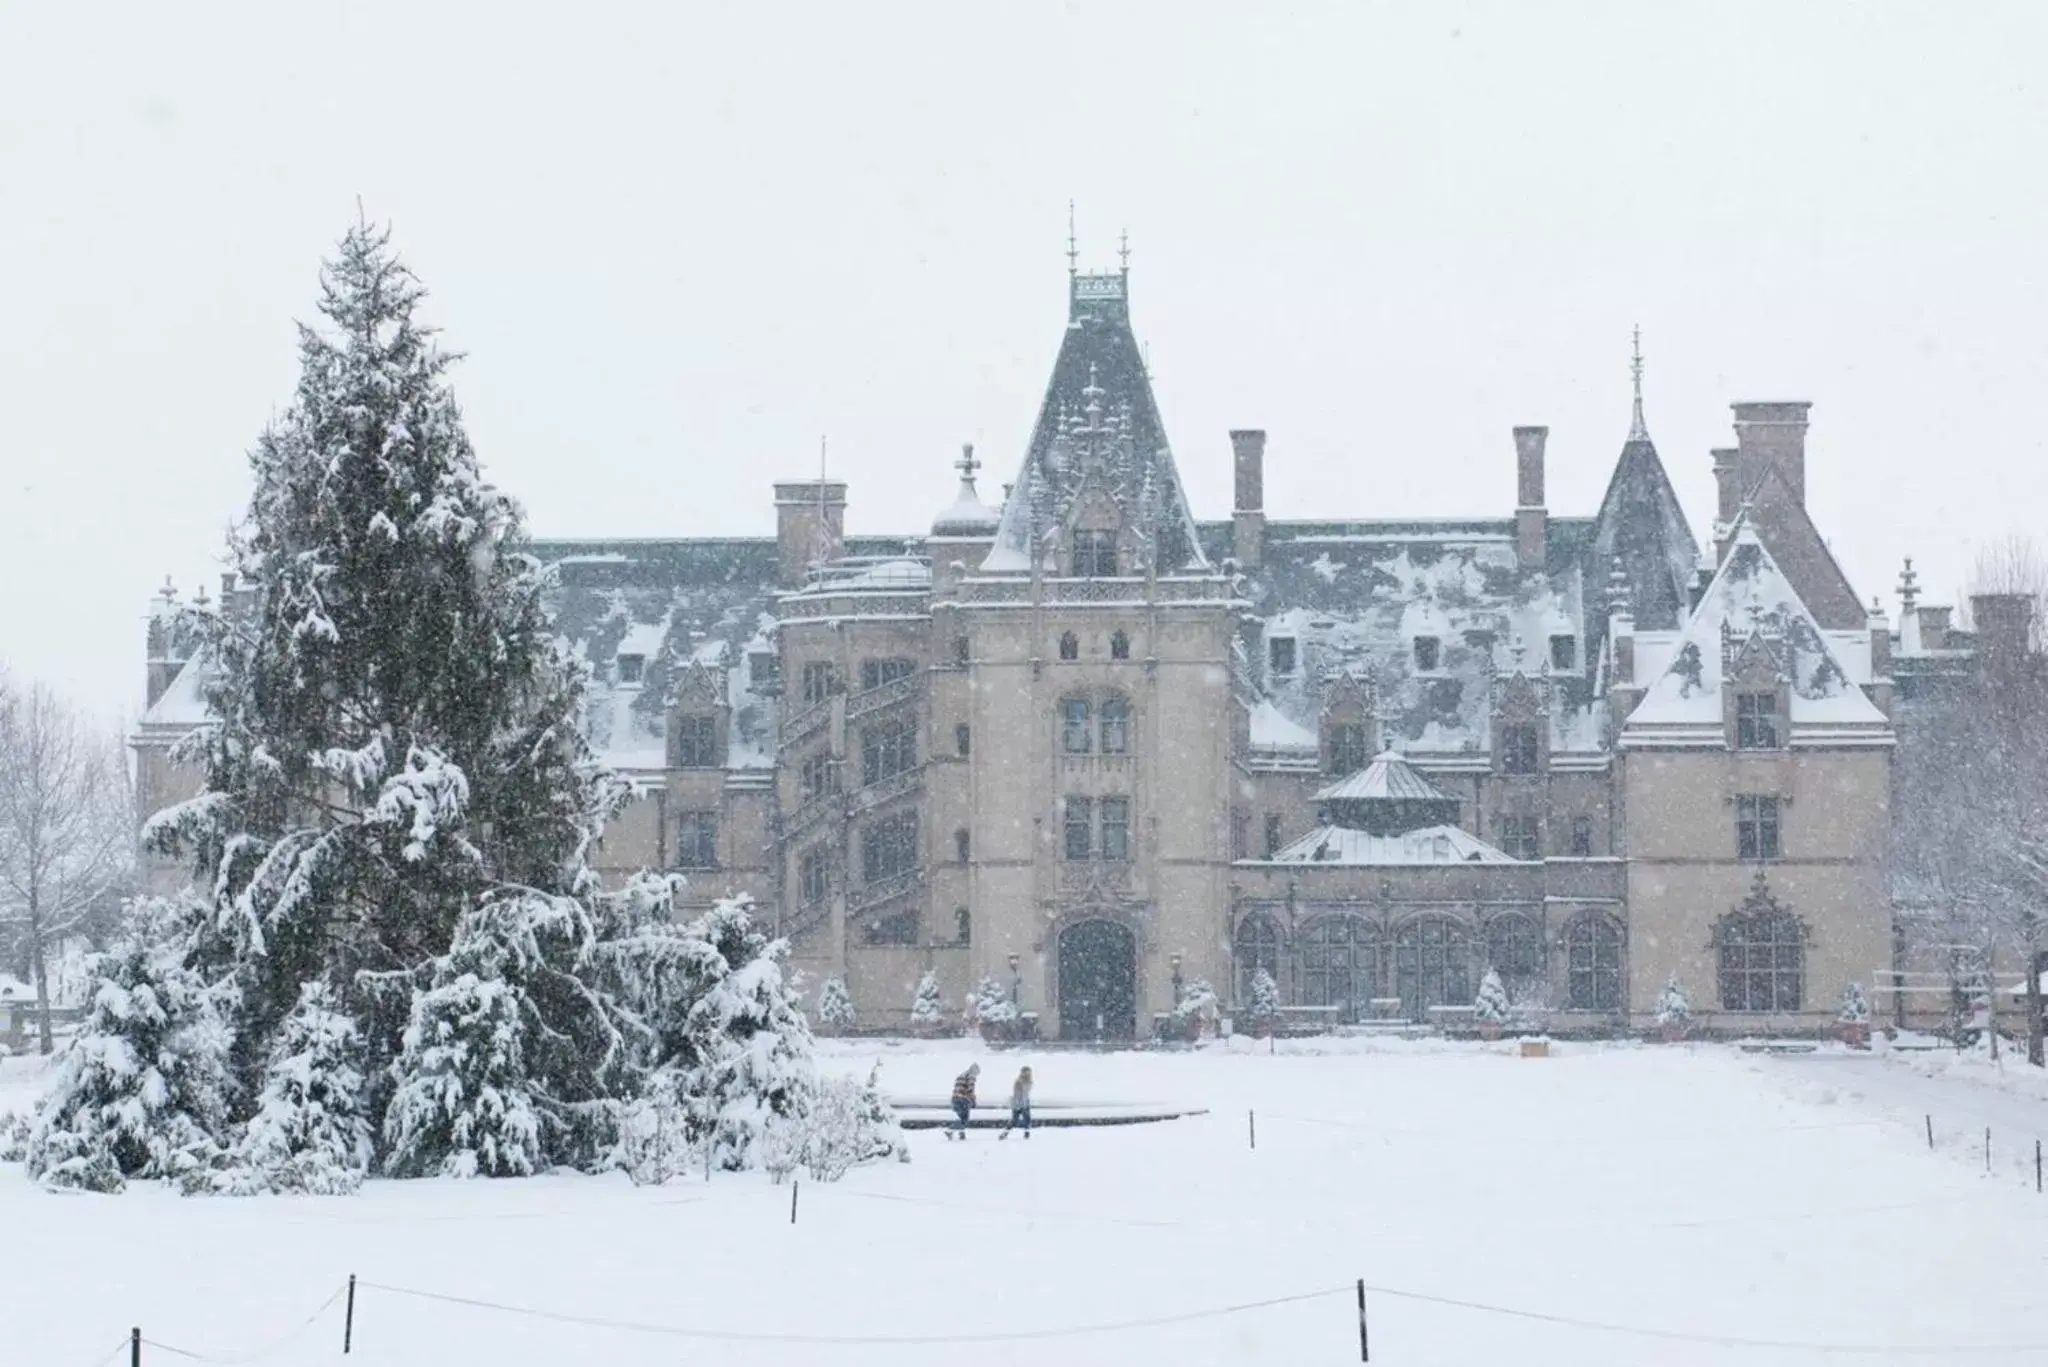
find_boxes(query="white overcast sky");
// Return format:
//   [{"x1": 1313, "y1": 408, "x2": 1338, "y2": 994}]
[{"x1": 4, "y1": 1, "x2": 2045, "y2": 725}]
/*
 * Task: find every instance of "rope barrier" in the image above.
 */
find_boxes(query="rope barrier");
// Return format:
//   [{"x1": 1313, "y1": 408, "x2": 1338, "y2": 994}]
[{"x1": 137, "y1": 1283, "x2": 347, "y2": 1365}]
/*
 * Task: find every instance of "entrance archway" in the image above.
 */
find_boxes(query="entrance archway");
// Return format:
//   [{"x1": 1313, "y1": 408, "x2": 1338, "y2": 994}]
[{"x1": 1058, "y1": 919, "x2": 1137, "y2": 1041}]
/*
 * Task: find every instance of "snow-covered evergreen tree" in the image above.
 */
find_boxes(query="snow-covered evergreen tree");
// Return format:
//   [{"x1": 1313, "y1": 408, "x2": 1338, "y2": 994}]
[
  {"x1": 909, "y1": 971, "x2": 944, "y2": 1030},
  {"x1": 1473, "y1": 969, "x2": 1510, "y2": 1024},
  {"x1": 1174, "y1": 978, "x2": 1219, "y2": 1022},
  {"x1": 801, "y1": 1063, "x2": 907, "y2": 1181},
  {"x1": 617, "y1": 1067, "x2": 692, "y2": 1187},
  {"x1": 971, "y1": 975, "x2": 1017, "y2": 1026},
  {"x1": 1838, "y1": 981, "x2": 1870, "y2": 1024},
  {"x1": 141, "y1": 224, "x2": 618, "y2": 1147},
  {"x1": 673, "y1": 900, "x2": 814, "y2": 1171},
  {"x1": 816, "y1": 977, "x2": 857, "y2": 1034},
  {"x1": 1245, "y1": 967, "x2": 1281, "y2": 1033},
  {"x1": 1655, "y1": 975, "x2": 1694, "y2": 1029},
  {"x1": 27, "y1": 908, "x2": 231, "y2": 1192},
  {"x1": 211, "y1": 980, "x2": 373, "y2": 1195}
]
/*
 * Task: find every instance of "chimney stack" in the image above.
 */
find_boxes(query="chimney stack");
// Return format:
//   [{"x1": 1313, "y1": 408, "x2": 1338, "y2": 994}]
[
  {"x1": 1970, "y1": 592, "x2": 2035, "y2": 679},
  {"x1": 1731, "y1": 401, "x2": 1812, "y2": 507},
  {"x1": 1230, "y1": 429, "x2": 1267, "y2": 569},
  {"x1": 1513, "y1": 426, "x2": 1548, "y2": 572},
  {"x1": 774, "y1": 480, "x2": 848, "y2": 589}
]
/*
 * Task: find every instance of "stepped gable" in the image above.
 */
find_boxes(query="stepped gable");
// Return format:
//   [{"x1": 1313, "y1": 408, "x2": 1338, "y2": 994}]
[
  {"x1": 981, "y1": 266, "x2": 1206, "y2": 574},
  {"x1": 1622, "y1": 523, "x2": 1888, "y2": 746},
  {"x1": 1234, "y1": 518, "x2": 1600, "y2": 758}
]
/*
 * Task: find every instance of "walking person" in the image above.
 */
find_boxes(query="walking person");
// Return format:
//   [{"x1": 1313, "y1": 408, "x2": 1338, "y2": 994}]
[
  {"x1": 1000, "y1": 1065, "x2": 1033, "y2": 1140},
  {"x1": 946, "y1": 1062, "x2": 980, "y2": 1140}
]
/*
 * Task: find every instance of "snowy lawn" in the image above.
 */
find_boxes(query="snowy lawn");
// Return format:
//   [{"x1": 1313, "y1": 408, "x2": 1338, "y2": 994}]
[{"x1": 7, "y1": 1038, "x2": 2048, "y2": 1367}]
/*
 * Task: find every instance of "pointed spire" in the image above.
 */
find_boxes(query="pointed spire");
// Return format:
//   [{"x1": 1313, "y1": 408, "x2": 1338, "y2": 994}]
[{"x1": 1628, "y1": 324, "x2": 1649, "y2": 442}]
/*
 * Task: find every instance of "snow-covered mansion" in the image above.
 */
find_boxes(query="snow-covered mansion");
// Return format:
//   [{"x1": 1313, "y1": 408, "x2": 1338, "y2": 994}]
[{"x1": 139, "y1": 262, "x2": 1923, "y2": 1040}]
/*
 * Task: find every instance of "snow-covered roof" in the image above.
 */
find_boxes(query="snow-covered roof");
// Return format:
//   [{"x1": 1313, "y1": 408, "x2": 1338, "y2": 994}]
[
  {"x1": 139, "y1": 655, "x2": 212, "y2": 729},
  {"x1": 1623, "y1": 525, "x2": 1890, "y2": 746},
  {"x1": 932, "y1": 474, "x2": 1000, "y2": 537},
  {"x1": 1247, "y1": 823, "x2": 1522, "y2": 866},
  {"x1": 1248, "y1": 699, "x2": 1318, "y2": 752},
  {"x1": 1313, "y1": 751, "x2": 1453, "y2": 803}
]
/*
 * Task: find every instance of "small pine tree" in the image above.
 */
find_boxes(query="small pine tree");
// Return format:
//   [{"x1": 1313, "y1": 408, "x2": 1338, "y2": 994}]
[
  {"x1": 1473, "y1": 969, "x2": 1511, "y2": 1024},
  {"x1": 27, "y1": 914, "x2": 232, "y2": 1192},
  {"x1": 1838, "y1": 981, "x2": 1870, "y2": 1024},
  {"x1": 675, "y1": 899, "x2": 815, "y2": 1173},
  {"x1": 909, "y1": 971, "x2": 944, "y2": 1029},
  {"x1": 210, "y1": 980, "x2": 373, "y2": 1195},
  {"x1": 971, "y1": 975, "x2": 1017, "y2": 1026},
  {"x1": 1174, "y1": 978, "x2": 1220, "y2": 1022},
  {"x1": 1245, "y1": 968, "x2": 1281, "y2": 1033},
  {"x1": 816, "y1": 978, "x2": 857, "y2": 1034},
  {"x1": 1655, "y1": 975, "x2": 1694, "y2": 1029}
]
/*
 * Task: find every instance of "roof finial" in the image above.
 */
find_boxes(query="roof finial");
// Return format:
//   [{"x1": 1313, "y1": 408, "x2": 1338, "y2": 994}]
[
  {"x1": 956, "y1": 442, "x2": 980, "y2": 484},
  {"x1": 1066, "y1": 201, "x2": 1078, "y2": 276},
  {"x1": 1897, "y1": 555, "x2": 1920, "y2": 611},
  {"x1": 1119, "y1": 228, "x2": 1130, "y2": 273},
  {"x1": 1628, "y1": 324, "x2": 1649, "y2": 442}
]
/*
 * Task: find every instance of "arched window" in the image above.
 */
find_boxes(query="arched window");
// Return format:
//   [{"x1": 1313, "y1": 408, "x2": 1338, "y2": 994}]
[
  {"x1": 1060, "y1": 697, "x2": 1092, "y2": 753},
  {"x1": 1563, "y1": 914, "x2": 1623, "y2": 1012},
  {"x1": 1110, "y1": 629, "x2": 1131, "y2": 661},
  {"x1": 1718, "y1": 909, "x2": 1804, "y2": 1012},
  {"x1": 1394, "y1": 916, "x2": 1471, "y2": 1019},
  {"x1": 1235, "y1": 913, "x2": 1282, "y2": 1004},
  {"x1": 1484, "y1": 913, "x2": 1544, "y2": 1001},
  {"x1": 1058, "y1": 631, "x2": 1080, "y2": 661},
  {"x1": 1299, "y1": 916, "x2": 1379, "y2": 1020},
  {"x1": 1099, "y1": 697, "x2": 1129, "y2": 754}
]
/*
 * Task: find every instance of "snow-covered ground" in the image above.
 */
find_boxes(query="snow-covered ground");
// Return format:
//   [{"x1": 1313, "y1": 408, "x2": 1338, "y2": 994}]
[{"x1": 7, "y1": 1037, "x2": 2048, "y2": 1367}]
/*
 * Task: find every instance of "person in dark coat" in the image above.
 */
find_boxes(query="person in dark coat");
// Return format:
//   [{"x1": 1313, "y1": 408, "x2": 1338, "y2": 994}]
[{"x1": 947, "y1": 1063, "x2": 980, "y2": 1138}]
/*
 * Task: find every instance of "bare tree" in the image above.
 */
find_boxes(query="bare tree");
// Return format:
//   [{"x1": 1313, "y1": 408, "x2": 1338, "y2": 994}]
[{"x1": 0, "y1": 679, "x2": 135, "y2": 1053}]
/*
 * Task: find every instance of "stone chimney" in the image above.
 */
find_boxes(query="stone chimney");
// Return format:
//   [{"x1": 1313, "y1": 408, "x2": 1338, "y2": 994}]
[
  {"x1": 1917, "y1": 604, "x2": 1953, "y2": 652},
  {"x1": 1866, "y1": 599, "x2": 1894, "y2": 715},
  {"x1": 1731, "y1": 401, "x2": 1812, "y2": 507},
  {"x1": 774, "y1": 480, "x2": 848, "y2": 588},
  {"x1": 1970, "y1": 592, "x2": 2035, "y2": 678},
  {"x1": 144, "y1": 578, "x2": 182, "y2": 710},
  {"x1": 1513, "y1": 426, "x2": 1547, "y2": 572},
  {"x1": 1230, "y1": 429, "x2": 1266, "y2": 570}
]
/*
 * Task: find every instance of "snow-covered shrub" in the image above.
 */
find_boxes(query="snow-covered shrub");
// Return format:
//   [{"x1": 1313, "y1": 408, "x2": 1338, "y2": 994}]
[
  {"x1": 1838, "y1": 981, "x2": 1870, "y2": 1024},
  {"x1": 1244, "y1": 968, "x2": 1281, "y2": 1033},
  {"x1": 207, "y1": 981, "x2": 373, "y2": 1196},
  {"x1": 1655, "y1": 975, "x2": 1694, "y2": 1029},
  {"x1": 971, "y1": 976, "x2": 1017, "y2": 1026},
  {"x1": 674, "y1": 900, "x2": 815, "y2": 1173},
  {"x1": 816, "y1": 978, "x2": 857, "y2": 1033},
  {"x1": 27, "y1": 929, "x2": 232, "y2": 1192},
  {"x1": 1473, "y1": 970, "x2": 1510, "y2": 1025},
  {"x1": 1175, "y1": 978, "x2": 1219, "y2": 1024},
  {"x1": 1, "y1": 1113, "x2": 32, "y2": 1163},
  {"x1": 909, "y1": 971, "x2": 944, "y2": 1030},
  {"x1": 617, "y1": 1069, "x2": 693, "y2": 1187},
  {"x1": 800, "y1": 1064, "x2": 906, "y2": 1181}
]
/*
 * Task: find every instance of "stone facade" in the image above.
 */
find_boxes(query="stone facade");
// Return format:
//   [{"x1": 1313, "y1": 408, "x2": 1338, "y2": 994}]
[{"x1": 132, "y1": 262, "x2": 1911, "y2": 1041}]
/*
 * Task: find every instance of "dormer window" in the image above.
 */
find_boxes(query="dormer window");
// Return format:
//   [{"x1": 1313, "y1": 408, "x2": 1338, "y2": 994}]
[
  {"x1": 674, "y1": 714, "x2": 719, "y2": 768},
  {"x1": 1072, "y1": 529, "x2": 1118, "y2": 578},
  {"x1": 1413, "y1": 635, "x2": 1440, "y2": 672},
  {"x1": 1735, "y1": 691, "x2": 1780, "y2": 750},
  {"x1": 1269, "y1": 637, "x2": 1297, "y2": 677},
  {"x1": 1325, "y1": 722, "x2": 1369, "y2": 775},
  {"x1": 1548, "y1": 635, "x2": 1575, "y2": 671},
  {"x1": 1499, "y1": 722, "x2": 1540, "y2": 775},
  {"x1": 616, "y1": 653, "x2": 645, "y2": 685},
  {"x1": 749, "y1": 650, "x2": 780, "y2": 690}
]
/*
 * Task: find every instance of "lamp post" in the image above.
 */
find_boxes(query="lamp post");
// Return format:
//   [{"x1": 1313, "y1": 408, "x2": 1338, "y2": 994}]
[
  {"x1": 1008, "y1": 952, "x2": 1021, "y2": 1007},
  {"x1": 1171, "y1": 952, "x2": 1184, "y2": 1002}
]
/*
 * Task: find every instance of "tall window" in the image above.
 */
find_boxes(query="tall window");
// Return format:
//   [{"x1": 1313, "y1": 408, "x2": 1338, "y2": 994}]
[
  {"x1": 800, "y1": 753, "x2": 834, "y2": 802},
  {"x1": 955, "y1": 723, "x2": 971, "y2": 758},
  {"x1": 1099, "y1": 697, "x2": 1129, "y2": 754},
  {"x1": 1061, "y1": 698, "x2": 1093, "y2": 753},
  {"x1": 860, "y1": 657, "x2": 916, "y2": 691},
  {"x1": 1230, "y1": 808, "x2": 1250, "y2": 861},
  {"x1": 1326, "y1": 722, "x2": 1369, "y2": 775},
  {"x1": 1394, "y1": 916, "x2": 1471, "y2": 1018},
  {"x1": 861, "y1": 716, "x2": 916, "y2": 785},
  {"x1": 1099, "y1": 797, "x2": 1131, "y2": 862},
  {"x1": 954, "y1": 828, "x2": 970, "y2": 863},
  {"x1": 1264, "y1": 813, "x2": 1283, "y2": 857},
  {"x1": 1718, "y1": 909, "x2": 1803, "y2": 1012},
  {"x1": 1499, "y1": 814, "x2": 1541, "y2": 861},
  {"x1": 1058, "y1": 631, "x2": 1080, "y2": 661},
  {"x1": 675, "y1": 714, "x2": 719, "y2": 768},
  {"x1": 1235, "y1": 913, "x2": 1282, "y2": 1004},
  {"x1": 1569, "y1": 816, "x2": 1593, "y2": 857},
  {"x1": 1072, "y1": 529, "x2": 1117, "y2": 577},
  {"x1": 799, "y1": 847, "x2": 829, "y2": 906},
  {"x1": 1269, "y1": 637, "x2": 1297, "y2": 677},
  {"x1": 801, "y1": 661, "x2": 838, "y2": 705},
  {"x1": 1564, "y1": 914, "x2": 1622, "y2": 1011},
  {"x1": 1484, "y1": 914, "x2": 1544, "y2": 1000},
  {"x1": 1301, "y1": 917, "x2": 1379, "y2": 1018},
  {"x1": 750, "y1": 650, "x2": 780, "y2": 690},
  {"x1": 617, "y1": 653, "x2": 645, "y2": 685},
  {"x1": 956, "y1": 907, "x2": 971, "y2": 943},
  {"x1": 1548, "y1": 635, "x2": 1576, "y2": 671},
  {"x1": 1735, "y1": 691, "x2": 1780, "y2": 750},
  {"x1": 1500, "y1": 723, "x2": 1540, "y2": 775},
  {"x1": 1736, "y1": 795, "x2": 1781, "y2": 861},
  {"x1": 1110, "y1": 630, "x2": 1131, "y2": 661},
  {"x1": 1064, "y1": 797, "x2": 1094, "y2": 860},
  {"x1": 673, "y1": 811, "x2": 718, "y2": 869},
  {"x1": 952, "y1": 635, "x2": 970, "y2": 665},
  {"x1": 1413, "y1": 635, "x2": 1441, "y2": 672},
  {"x1": 861, "y1": 813, "x2": 917, "y2": 882}
]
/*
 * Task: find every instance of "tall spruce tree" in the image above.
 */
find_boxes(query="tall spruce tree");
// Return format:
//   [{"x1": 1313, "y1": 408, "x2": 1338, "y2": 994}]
[{"x1": 144, "y1": 222, "x2": 623, "y2": 1157}]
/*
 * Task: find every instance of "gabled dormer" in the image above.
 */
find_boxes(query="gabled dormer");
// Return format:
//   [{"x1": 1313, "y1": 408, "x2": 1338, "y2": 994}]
[
  {"x1": 1722, "y1": 625, "x2": 1791, "y2": 753},
  {"x1": 668, "y1": 657, "x2": 730, "y2": 769},
  {"x1": 1319, "y1": 671, "x2": 1377, "y2": 775},
  {"x1": 1491, "y1": 668, "x2": 1549, "y2": 776}
]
